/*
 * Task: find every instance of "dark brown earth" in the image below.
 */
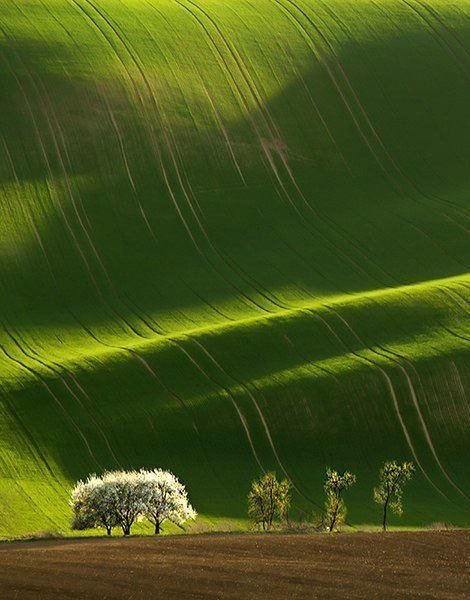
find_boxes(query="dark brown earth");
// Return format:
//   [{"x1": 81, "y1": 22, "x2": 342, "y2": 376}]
[{"x1": 0, "y1": 531, "x2": 468, "y2": 599}]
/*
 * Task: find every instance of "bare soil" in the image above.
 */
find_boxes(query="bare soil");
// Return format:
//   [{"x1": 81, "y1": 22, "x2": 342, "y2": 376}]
[{"x1": 0, "y1": 531, "x2": 468, "y2": 599}]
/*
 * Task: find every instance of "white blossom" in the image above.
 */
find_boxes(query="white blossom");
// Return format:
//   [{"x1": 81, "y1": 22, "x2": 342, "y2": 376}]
[
  {"x1": 139, "y1": 469, "x2": 197, "y2": 534},
  {"x1": 71, "y1": 468, "x2": 196, "y2": 536},
  {"x1": 71, "y1": 474, "x2": 119, "y2": 535},
  {"x1": 101, "y1": 470, "x2": 147, "y2": 535}
]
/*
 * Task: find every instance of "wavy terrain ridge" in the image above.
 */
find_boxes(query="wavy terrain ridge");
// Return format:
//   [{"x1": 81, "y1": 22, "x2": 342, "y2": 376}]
[{"x1": 0, "y1": 0, "x2": 468, "y2": 535}]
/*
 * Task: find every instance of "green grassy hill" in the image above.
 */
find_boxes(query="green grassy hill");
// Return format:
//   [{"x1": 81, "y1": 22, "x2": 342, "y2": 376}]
[{"x1": 0, "y1": 0, "x2": 468, "y2": 536}]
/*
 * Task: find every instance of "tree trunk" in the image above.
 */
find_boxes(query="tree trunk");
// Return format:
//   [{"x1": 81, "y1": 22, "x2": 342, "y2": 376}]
[
  {"x1": 154, "y1": 520, "x2": 161, "y2": 535},
  {"x1": 382, "y1": 501, "x2": 388, "y2": 532},
  {"x1": 106, "y1": 527, "x2": 111, "y2": 536},
  {"x1": 329, "y1": 499, "x2": 339, "y2": 532}
]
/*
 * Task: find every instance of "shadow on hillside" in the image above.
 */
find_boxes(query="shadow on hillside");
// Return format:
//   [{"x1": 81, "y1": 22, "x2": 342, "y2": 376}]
[
  {"x1": 0, "y1": 4, "x2": 469, "y2": 526},
  {"x1": 0, "y1": 19, "x2": 469, "y2": 332}
]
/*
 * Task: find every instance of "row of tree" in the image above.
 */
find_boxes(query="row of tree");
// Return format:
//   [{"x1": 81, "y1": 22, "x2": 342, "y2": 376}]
[
  {"x1": 248, "y1": 461, "x2": 415, "y2": 532},
  {"x1": 71, "y1": 469, "x2": 196, "y2": 536},
  {"x1": 70, "y1": 460, "x2": 414, "y2": 536}
]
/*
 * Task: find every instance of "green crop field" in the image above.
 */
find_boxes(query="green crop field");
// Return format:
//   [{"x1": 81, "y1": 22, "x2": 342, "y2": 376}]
[{"x1": 0, "y1": 0, "x2": 468, "y2": 537}]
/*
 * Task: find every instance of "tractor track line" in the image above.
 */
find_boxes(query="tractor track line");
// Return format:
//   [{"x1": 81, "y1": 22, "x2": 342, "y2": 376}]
[
  {"x1": 189, "y1": 337, "x2": 323, "y2": 510},
  {"x1": 301, "y1": 307, "x2": 451, "y2": 502},
  {"x1": 327, "y1": 305, "x2": 470, "y2": 503},
  {"x1": 280, "y1": 0, "x2": 470, "y2": 228},
  {"x1": 316, "y1": 0, "x2": 470, "y2": 223},
  {"x1": 0, "y1": 344, "x2": 102, "y2": 472},
  {"x1": 2, "y1": 322, "x2": 123, "y2": 469},
  {"x1": 74, "y1": 0, "x2": 277, "y2": 315},
  {"x1": 193, "y1": 0, "x2": 398, "y2": 287},
  {"x1": 399, "y1": 0, "x2": 470, "y2": 81}
]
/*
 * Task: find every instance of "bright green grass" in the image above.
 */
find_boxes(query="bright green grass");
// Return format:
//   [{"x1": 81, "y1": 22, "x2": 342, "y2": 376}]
[{"x1": 0, "y1": 0, "x2": 468, "y2": 537}]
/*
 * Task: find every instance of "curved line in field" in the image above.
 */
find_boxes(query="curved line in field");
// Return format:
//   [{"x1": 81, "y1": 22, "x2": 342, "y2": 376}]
[
  {"x1": 201, "y1": 83, "x2": 247, "y2": 184},
  {"x1": 167, "y1": 338, "x2": 265, "y2": 472},
  {"x1": 397, "y1": 0, "x2": 470, "y2": 81},
  {"x1": 2, "y1": 322, "x2": 124, "y2": 469},
  {"x1": 0, "y1": 343, "x2": 102, "y2": 472},
  {"x1": 279, "y1": 0, "x2": 470, "y2": 229},
  {"x1": 302, "y1": 308, "x2": 451, "y2": 502},
  {"x1": 185, "y1": 0, "x2": 399, "y2": 288},
  {"x1": 447, "y1": 360, "x2": 470, "y2": 422},
  {"x1": 102, "y1": 95, "x2": 156, "y2": 239},
  {"x1": 188, "y1": 337, "x2": 323, "y2": 509},
  {"x1": 326, "y1": 304, "x2": 469, "y2": 503},
  {"x1": 76, "y1": 0, "x2": 280, "y2": 316},
  {"x1": 315, "y1": 0, "x2": 470, "y2": 224}
]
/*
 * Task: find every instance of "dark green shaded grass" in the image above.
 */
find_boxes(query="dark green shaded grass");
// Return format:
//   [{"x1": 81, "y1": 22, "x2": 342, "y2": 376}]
[{"x1": 0, "y1": 0, "x2": 468, "y2": 536}]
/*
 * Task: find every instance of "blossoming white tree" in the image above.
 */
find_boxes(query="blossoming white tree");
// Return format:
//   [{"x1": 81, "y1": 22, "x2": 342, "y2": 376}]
[
  {"x1": 71, "y1": 475, "x2": 119, "y2": 536},
  {"x1": 71, "y1": 468, "x2": 196, "y2": 536},
  {"x1": 101, "y1": 471, "x2": 147, "y2": 536},
  {"x1": 139, "y1": 469, "x2": 196, "y2": 535}
]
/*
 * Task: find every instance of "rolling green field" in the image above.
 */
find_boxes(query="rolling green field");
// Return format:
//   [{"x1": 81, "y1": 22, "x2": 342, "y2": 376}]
[{"x1": 0, "y1": 0, "x2": 469, "y2": 537}]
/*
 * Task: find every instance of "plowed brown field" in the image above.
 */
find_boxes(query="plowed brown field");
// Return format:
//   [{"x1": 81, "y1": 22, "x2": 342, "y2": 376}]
[{"x1": 0, "y1": 531, "x2": 468, "y2": 599}]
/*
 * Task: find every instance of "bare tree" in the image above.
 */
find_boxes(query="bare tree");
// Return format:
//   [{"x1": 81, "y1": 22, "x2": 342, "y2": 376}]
[{"x1": 374, "y1": 460, "x2": 414, "y2": 531}]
